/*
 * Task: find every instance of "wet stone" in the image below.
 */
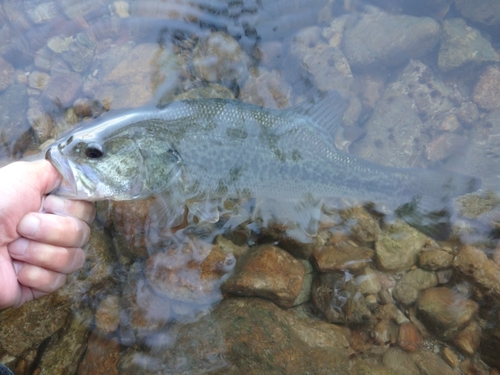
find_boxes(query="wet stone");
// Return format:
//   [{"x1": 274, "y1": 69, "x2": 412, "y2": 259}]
[
  {"x1": 36, "y1": 315, "x2": 90, "y2": 375},
  {"x1": 383, "y1": 348, "x2": 421, "y2": 375},
  {"x1": 311, "y1": 243, "x2": 374, "y2": 274},
  {"x1": 95, "y1": 295, "x2": 121, "y2": 334},
  {"x1": 343, "y1": 11, "x2": 440, "y2": 71},
  {"x1": 454, "y1": 320, "x2": 481, "y2": 356},
  {"x1": 239, "y1": 69, "x2": 292, "y2": 109},
  {"x1": 146, "y1": 242, "x2": 235, "y2": 305},
  {"x1": 77, "y1": 332, "x2": 120, "y2": 375},
  {"x1": 473, "y1": 65, "x2": 500, "y2": 111},
  {"x1": 210, "y1": 298, "x2": 351, "y2": 374},
  {"x1": 455, "y1": 0, "x2": 500, "y2": 27},
  {"x1": 0, "y1": 293, "x2": 71, "y2": 356},
  {"x1": 355, "y1": 267, "x2": 382, "y2": 295},
  {"x1": 456, "y1": 101, "x2": 479, "y2": 127},
  {"x1": 28, "y1": 71, "x2": 50, "y2": 90},
  {"x1": 453, "y1": 245, "x2": 500, "y2": 299},
  {"x1": 426, "y1": 133, "x2": 467, "y2": 162},
  {"x1": 397, "y1": 322, "x2": 424, "y2": 353},
  {"x1": 410, "y1": 350, "x2": 460, "y2": 375},
  {"x1": 417, "y1": 287, "x2": 479, "y2": 340},
  {"x1": 42, "y1": 71, "x2": 82, "y2": 107},
  {"x1": 72, "y1": 98, "x2": 106, "y2": 119},
  {"x1": 0, "y1": 84, "x2": 30, "y2": 157},
  {"x1": 221, "y1": 244, "x2": 305, "y2": 309},
  {"x1": 311, "y1": 272, "x2": 374, "y2": 325},
  {"x1": 192, "y1": 31, "x2": 250, "y2": 89},
  {"x1": 0, "y1": 57, "x2": 14, "y2": 91},
  {"x1": 438, "y1": 18, "x2": 500, "y2": 72},
  {"x1": 338, "y1": 206, "x2": 380, "y2": 244},
  {"x1": 375, "y1": 220, "x2": 428, "y2": 272},
  {"x1": 419, "y1": 249, "x2": 453, "y2": 271},
  {"x1": 27, "y1": 98, "x2": 53, "y2": 143}
]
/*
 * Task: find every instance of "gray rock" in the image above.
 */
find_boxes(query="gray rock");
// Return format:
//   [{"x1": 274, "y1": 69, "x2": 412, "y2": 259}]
[
  {"x1": 343, "y1": 11, "x2": 440, "y2": 71},
  {"x1": 455, "y1": 0, "x2": 500, "y2": 27},
  {"x1": 438, "y1": 18, "x2": 500, "y2": 72},
  {"x1": 351, "y1": 60, "x2": 453, "y2": 167},
  {"x1": 393, "y1": 268, "x2": 438, "y2": 305},
  {"x1": 0, "y1": 84, "x2": 30, "y2": 156}
]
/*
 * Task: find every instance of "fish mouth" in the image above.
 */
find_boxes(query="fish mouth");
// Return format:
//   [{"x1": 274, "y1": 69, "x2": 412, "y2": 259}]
[{"x1": 45, "y1": 146, "x2": 82, "y2": 199}]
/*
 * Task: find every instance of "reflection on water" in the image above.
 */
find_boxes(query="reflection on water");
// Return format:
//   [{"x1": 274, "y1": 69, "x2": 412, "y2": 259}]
[{"x1": 0, "y1": 0, "x2": 500, "y2": 374}]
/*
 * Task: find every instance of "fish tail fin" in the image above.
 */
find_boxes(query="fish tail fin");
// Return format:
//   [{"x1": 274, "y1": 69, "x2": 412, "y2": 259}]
[{"x1": 396, "y1": 170, "x2": 481, "y2": 240}]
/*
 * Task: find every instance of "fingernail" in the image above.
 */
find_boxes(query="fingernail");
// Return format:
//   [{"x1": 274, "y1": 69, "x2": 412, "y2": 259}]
[
  {"x1": 44, "y1": 195, "x2": 65, "y2": 214},
  {"x1": 8, "y1": 238, "x2": 29, "y2": 256},
  {"x1": 12, "y1": 261, "x2": 22, "y2": 275},
  {"x1": 18, "y1": 214, "x2": 40, "y2": 236}
]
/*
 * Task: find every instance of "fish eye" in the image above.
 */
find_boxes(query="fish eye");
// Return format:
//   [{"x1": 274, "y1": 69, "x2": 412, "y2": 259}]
[{"x1": 84, "y1": 143, "x2": 105, "y2": 159}]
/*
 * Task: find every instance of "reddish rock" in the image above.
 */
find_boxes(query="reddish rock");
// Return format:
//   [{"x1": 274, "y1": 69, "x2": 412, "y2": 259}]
[
  {"x1": 221, "y1": 244, "x2": 305, "y2": 308},
  {"x1": 77, "y1": 332, "x2": 120, "y2": 375},
  {"x1": 473, "y1": 65, "x2": 500, "y2": 111},
  {"x1": 398, "y1": 322, "x2": 424, "y2": 352}
]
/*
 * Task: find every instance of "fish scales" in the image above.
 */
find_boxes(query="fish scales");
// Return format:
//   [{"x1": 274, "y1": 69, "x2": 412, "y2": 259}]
[{"x1": 46, "y1": 92, "x2": 481, "y2": 239}]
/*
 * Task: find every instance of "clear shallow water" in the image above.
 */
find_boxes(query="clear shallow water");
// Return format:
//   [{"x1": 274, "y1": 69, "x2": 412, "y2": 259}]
[{"x1": 1, "y1": 0, "x2": 500, "y2": 374}]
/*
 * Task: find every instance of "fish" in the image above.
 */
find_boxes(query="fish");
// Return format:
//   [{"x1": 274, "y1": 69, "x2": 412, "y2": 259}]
[{"x1": 45, "y1": 91, "x2": 481, "y2": 241}]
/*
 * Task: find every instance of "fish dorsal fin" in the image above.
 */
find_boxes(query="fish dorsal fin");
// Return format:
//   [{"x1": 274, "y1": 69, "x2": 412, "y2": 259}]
[{"x1": 289, "y1": 90, "x2": 348, "y2": 142}]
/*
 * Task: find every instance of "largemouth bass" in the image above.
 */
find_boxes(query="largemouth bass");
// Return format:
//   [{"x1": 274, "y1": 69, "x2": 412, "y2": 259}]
[{"x1": 45, "y1": 92, "x2": 480, "y2": 240}]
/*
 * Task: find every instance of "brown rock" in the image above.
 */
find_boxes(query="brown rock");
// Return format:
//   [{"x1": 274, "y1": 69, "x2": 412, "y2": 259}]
[
  {"x1": 410, "y1": 350, "x2": 459, "y2": 375},
  {"x1": 356, "y1": 267, "x2": 382, "y2": 295},
  {"x1": 221, "y1": 244, "x2": 305, "y2": 308},
  {"x1": 398, "y1": 322, "x2": 423, "y2": 352},
  {"x1": 453, "y1": 245, "x2": 500, "y2": 299},
  {"x1": 312, "y1": 243, "x2": 374, "y2": 273},
  {"x1": 453, "y1": 321, "x2": 481, "y2": 356},
  {"x1": 442, "y1": 346, "x2": 460, "y2": 369},
  {"x1": 338, "y1": 206, "x2": 380, "y2": 244},
  {"x1": 311, "y1": 272, "x2": 374, "y2": 325},
  {"x1": 95, "y1": 295, "x2": 121, "y2": 334},
  {"x1": 419, "y1": 249, "x2": 453, "y2": 270},
  {"x1": 417, "y1": 287, "x2": 478, "y2": 340},
  {"x1": 393, "y1": 268, "x2": 438, "y2": 306},
  {"x1": 77, "y1": 332, "x2": 120, "y2": 375},
  {"x1": 211, "y1": 298, "x2": 351, "y2": 374},
  {"x1": 383, "y1": 348, "x2": 421, "y2": 375},
  {"x1": 0, "y1": 293, "x2": 71, "y2": 356},
  {"x1": 72, "y1": 98, "x2": 106, "y2": 118},
  {"x1": 473, "y1": 65, "x2": 500, "y2": 111}
]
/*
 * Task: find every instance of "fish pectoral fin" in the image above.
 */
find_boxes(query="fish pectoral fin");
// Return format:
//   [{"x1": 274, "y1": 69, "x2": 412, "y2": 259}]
[
  {"x1": 187, "y1": 199, "x2": 220, "y2": 223},
  {"x1": 285, "y1": 199, "x2": 323, "y2": 237},
  {"x1": 151, "y1": 190, "x2": 187, "y2": 228}
]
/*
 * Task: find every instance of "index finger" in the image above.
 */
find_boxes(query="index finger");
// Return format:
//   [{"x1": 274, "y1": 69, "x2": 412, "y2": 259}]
[{"x1": 43, "y1": 195, "x2": 96, "y2": 225}]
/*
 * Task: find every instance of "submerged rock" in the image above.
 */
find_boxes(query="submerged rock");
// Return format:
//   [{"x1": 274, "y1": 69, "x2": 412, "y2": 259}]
[
  {"x1": 438, "y1": 18, "x2": 500, "y2": 72},
  {"x1": 417, "y1": 287, "x2": 478, "y2": 340},
  {"x1": 455, "y1": 0, "x2": 500, "y2": 27},
  {"x1": 473, "y1": 65, "x2": 500, "y2": 111},
  {"x1": 221, "y1": 244, "x2": 305, "y2": 309},
  {"x1": 343, "y1": 12, "x2": 440, "y2": 71},
  {"x1": 375, "y1": 220, "x2": 428, "y2": 272}
]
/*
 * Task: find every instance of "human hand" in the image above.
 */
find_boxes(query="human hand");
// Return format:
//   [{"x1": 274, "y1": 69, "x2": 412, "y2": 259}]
[{"x1": 0, "y1": 160, "x2": 96, "y2": 309}]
